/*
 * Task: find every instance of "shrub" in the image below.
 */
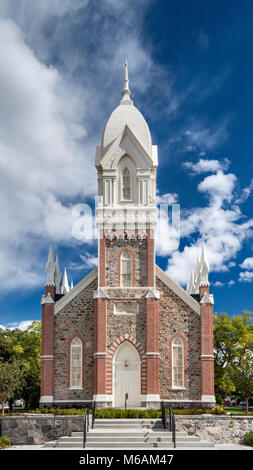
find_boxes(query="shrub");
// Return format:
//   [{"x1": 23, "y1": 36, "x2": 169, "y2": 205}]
[
  {"x1": 0, "y1": 437, "x2": 11, "y2": 448},
  {"x1": 243, "y1": 432, "x2": 253, "y2": 447},
  {"x1": 28, "y1": 391, "x2": 40, "y2": 410}
]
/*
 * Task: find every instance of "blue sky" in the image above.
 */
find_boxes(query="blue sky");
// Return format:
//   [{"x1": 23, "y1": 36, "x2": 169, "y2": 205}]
[{"x1": 0, "y1": 0, "x2": 253, "y2": 328}]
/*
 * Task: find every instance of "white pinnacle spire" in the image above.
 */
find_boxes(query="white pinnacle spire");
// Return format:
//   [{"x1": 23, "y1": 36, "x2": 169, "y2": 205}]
[
  {"x1": 70, "y1": 279, "x2": 74, "y2": 290},
  {"x1": 61, "y1": 267, "x2": 70, "y2": 294},
  {"x1": 54, "y1": 254, "x2": 62, "y2": 294},
  {"x1": 120, "y1": 59, "x2": 133, "y2": 105},
  {"x1": 199, "y1": 241, "x2": 210, "y2": 286},
  {"x1": 45, "y1": 242, "x2": 55, "y2": 286},
  {"x1": 187, "y1": 270, "x2": 196, "y2": 294}
]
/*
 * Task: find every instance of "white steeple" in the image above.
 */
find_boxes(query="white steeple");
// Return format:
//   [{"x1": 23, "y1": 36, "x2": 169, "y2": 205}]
[
  {"x1": 120, "y1": 59, "x2": 133, "y2": 105},
  {"x1": 45, "y1": 242, "x2": 55, "y2": 286},
  {"x1": 199, "y1": 241, "x2": 210, "y2": 286},
  {"x1": 186, "y1": 240, "x2": 211, "y2": 294},
  {"x1": 61, "y1": 267, "x2": 70, "y2": 294},
  {"x1": 54, "y1": 254, "x2": 62, "y2": 294}
]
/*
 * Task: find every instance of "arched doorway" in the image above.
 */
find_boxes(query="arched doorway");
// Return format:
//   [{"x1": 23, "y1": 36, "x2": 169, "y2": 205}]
[{"x1": 113, "y1": 340, "x2": 141, "y2": 408}]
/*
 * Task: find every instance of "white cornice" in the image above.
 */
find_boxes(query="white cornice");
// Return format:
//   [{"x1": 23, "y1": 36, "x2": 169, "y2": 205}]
[
  {"x1": 155, "y1": 265, "x2": 200, "y2": 315},
  {"x1": 54, "y1": 267, "x2": 97, "y2": 315}
]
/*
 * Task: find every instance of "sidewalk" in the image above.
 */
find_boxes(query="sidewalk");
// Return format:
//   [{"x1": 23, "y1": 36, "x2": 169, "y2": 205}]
[{"x1": 4, "y1": 443, "x2": 252, "y2": 450}]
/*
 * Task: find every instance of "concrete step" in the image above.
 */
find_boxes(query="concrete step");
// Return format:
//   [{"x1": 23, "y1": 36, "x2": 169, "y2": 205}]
[
  {"x1": 54, "y1": 440, "x2": 214, "y2": 449},
  {"x1": 71, "y1": 431, "x2": 189, "y2": 438}
]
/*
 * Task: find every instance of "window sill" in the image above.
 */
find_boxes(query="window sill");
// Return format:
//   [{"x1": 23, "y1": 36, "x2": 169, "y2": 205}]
[
  {"x1": 68, "y1": 387, "x2": 83, "y2": 390},
  {"x1": 171, "y1": 387, "x2": 187, "y2": 391}
]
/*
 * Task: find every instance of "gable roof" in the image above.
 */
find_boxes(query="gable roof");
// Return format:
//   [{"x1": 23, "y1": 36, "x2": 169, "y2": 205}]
[
  {"x1": 155, "y1": 265, "x2": 200, "y2": 315},
  {"x1": 54, "y1": 265, "x2": 200, "y2": 316},
  {"x1": 54, "y1": 267, "x2": 97, "y2": 315}
]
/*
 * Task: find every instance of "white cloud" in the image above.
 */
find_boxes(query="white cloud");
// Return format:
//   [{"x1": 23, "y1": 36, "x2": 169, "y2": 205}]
[
  {"x1": 197, "y1": 170, "x2": 236, "y2": 203},
  {"x1": 239, "y1": 271, "x2": 253, "y2": 283},
  {"x1": 164, "y1": 161, "x2": 253, "y2": 286},
  {"x1": 182, "y1": 118, "x2": 230, "y2": 151},
  {"x1": 156, "y1": 192, "x2": 178, "y2": 205},
  {"x1": 0, "y1": 320, "x2": 38, "y2": 331},
  {"x1": 183, "y1": 158, "x2": 230, "y2": 174},
  {"x1": 240, "y1": 257, "x2": 253, "y2": 270}
]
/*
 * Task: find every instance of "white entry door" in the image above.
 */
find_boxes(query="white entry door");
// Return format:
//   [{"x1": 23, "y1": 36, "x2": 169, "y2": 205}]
[{"x1": 113, "y1": 341, "x2": 141, "y2": 408}]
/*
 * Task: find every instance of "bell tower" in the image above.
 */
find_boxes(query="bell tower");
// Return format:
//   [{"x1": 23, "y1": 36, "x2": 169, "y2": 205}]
[{"x1": 93, "y1": 62, "x2": 160, "y2": 407}]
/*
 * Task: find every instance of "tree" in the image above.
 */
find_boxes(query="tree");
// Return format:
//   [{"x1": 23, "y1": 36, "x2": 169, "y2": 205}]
[
  {"x1": 227, "y1": 352, "x2": 253, "y2": 414},
  {"x1": 0, "y1": 359, "x2": 23, "y2": 415},
  {"x1": 213, "y1": 311, "x2": 253, "y2": 401},
  {"x1": 0, "y1": 321, "x2": 41, "y2": 408}
]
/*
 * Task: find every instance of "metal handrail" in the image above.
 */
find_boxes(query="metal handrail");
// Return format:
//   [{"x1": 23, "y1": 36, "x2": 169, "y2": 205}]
[
  {"x1": 83, "y1": 407, "x2": 89, "y2": 448},
  {"x1": 161, "y1": 401, "x2": 167, "y2": 429},
  {"x1": 92, "y1": 401, "x2": 96, "y2": 429},
  {"x1": 169, "y1": 407, "x2": 176, "y2": 449}
]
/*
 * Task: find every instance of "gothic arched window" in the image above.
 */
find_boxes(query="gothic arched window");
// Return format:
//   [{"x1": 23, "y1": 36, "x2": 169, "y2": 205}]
[
  {"x1": 121, "y1": 250, "x2": 132, "y2": 287},
  {"x1": 172, "y1": 337, "x2": 184, "y2": 388},
  {"x1": 122, "y1": 167, "x2": 131, "y2": 200},
  {"x1": 70, "y1": 337, "x2": 82, "y2": 389}
]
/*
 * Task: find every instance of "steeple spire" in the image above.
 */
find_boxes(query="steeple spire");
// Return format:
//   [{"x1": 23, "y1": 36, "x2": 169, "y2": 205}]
[
  {"x1": 61, "y1": 267, "x2": 70, "y2": 294},
  {"x1": 120, "y1": 60, "x2": 133, "y2": 105},
  {"x1": 54, "y1": 254, "x2": 62, "y2": 294},
  {"x1": 45, "y1": 241, "x2": 55, "y2": 286}
]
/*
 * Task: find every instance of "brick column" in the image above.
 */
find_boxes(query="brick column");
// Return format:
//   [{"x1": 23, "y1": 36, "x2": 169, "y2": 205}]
[
  {"x1": 93, "y1": 292, "x2": 109, "y2": 404},
  {"x1": 147, "y1": 230, "x2": 155, "y2": 287},
  {"x1": 145, "y1": 292, "x2": 160, "y2": 402},
  {"x1": 99, "y1": 232, "x2": 106, "y2": 287},
  {"x1": 40, "y1": 290, "x2": 55, "y2": 407},
  {"x1": 200, "y1": 285, "x2": 215, "y2": 406}
]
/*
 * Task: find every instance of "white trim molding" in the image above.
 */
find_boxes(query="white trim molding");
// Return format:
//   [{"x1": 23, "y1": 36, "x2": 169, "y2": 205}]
[
  {"x1": 40, "y1": 396, "x2": 54, "y2": 403},
  {"x1": 201, "y1": 395, "x2": 216, "y2": 403},
  {"x1": 93, "y1": 395, "x2": 113, "y2": 402},
  {"x1": 141, "y1": 394, "x2": 160, "y2": 402}
]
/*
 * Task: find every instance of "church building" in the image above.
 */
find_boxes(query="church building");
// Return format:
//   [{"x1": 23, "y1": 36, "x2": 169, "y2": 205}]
[{"x1": 40, "y1": 63, "x2": 215, "y2": 409}]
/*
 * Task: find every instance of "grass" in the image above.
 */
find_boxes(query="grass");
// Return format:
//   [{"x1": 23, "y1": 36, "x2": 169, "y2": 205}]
[{"x1": 224, "y1": 407, "x2": 253, "y2": 416}]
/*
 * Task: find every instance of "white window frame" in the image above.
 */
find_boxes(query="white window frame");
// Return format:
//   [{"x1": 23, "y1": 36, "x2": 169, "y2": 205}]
[
  {"x1": 120, "y1": 250, "x2": 132, "y2": 287},
  {"x1": 172, "y1": 337, "x2": 185, "y2": 389},
  {"x1": 121, "y1": 166, "x2": 132, "y2": 201},
  {"x1": 70, "y1": 337, "x2": 83, "y2": 390}
]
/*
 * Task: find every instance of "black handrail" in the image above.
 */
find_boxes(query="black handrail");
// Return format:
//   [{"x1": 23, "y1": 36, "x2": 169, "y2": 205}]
[
  {"x1": 161, "y1": 401, "x2": 167, "y2": 429},
  {"x1": 92, "y1": 401, "x2": 96, "y2": 429},
  {"x1": 83, "y1": 407, "x2": 89, "y2": 448},
  {"x1": 169, "y1": 407, "x2": 176, "y2": 449}
]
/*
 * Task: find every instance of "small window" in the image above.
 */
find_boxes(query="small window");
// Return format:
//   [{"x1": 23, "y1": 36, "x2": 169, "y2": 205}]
[
  {"x1": 121, "y1": 250, "x2": 132, "y2": 287},
  {"x1": 172, "y1": 337, "x2": 184, "y2": 388},
  {"x1": 122, "y1": 167, "x2": 131, "y2": 200},
  {"x1": 70, "y1": 337, "x2": 82, "y2": 389}
]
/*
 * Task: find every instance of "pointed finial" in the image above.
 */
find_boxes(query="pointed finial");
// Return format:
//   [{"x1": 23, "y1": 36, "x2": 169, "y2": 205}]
[
  {"x1": 120, "y1": 59, "x2": 133, "y2": 105},
  {"x1": 70, "y1": 279, "x2": 74, "y2": 290},
  {"x1": 54, "y1": 254, "x2": 62, "y2": 294},
  {"x1": 61, "y1": 267, "x2": 70, "y2": 294},
  {"x1": 45, "y1": 241, "x2": 55, "y2": 286},
  {"x1": 199, "y1": 240, "x2": 210, "y2": 286}
]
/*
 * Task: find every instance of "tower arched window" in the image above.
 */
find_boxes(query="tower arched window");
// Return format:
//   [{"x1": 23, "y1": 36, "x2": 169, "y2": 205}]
[
  {"x1": 121, "y1": 250, "x2": 132, "y2": 287},
  {"x1": 172, "y1": 337, "x2": 184, "y2": 388},
  {"x1": 70, "y1": 337, "x2": 82, "y2": 389},
  {"x1": 122, "y1": 167, "x2": 131, "y2": 200}
]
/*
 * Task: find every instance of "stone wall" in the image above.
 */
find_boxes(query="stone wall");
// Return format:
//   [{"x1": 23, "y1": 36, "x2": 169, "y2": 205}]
[
  {"x1": 157, "y1": 277, "x2": 201, "y2": 402},
  {"x1": 174, "y1": 415, "x2": 253, "y2": 444},
  {"x1": 53, "y1": 278, "x2": 97, "y2": 403},
  {"x1": 0, "y1": 415, "x2": 84, "y2": 445}
]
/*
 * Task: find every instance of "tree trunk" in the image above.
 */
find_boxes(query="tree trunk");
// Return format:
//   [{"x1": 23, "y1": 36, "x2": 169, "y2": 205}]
[
  {"x1": 245, "y1": 398, "x2": 249, "y2": 415},
  {"x1": 1, "y1": 399, "x2": 5, "y2": 415}
]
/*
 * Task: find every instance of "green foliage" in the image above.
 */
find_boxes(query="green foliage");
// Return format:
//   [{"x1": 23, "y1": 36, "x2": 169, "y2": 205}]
[
  {"x1": 0, "y1": 437, "x2": 11, "y2": 448},
  {"x1": 213, "y1": 311, "x2": 253, "y2": 400},
  {"x1": 28, "y1": 391, "x2": 40, "y2": 410},
  {"x1": 243, "y1": 432, "x2": 253, "y2": 447},
  {"x1": 227, "y1": 352, "x2": 253, "y2": 413},
  {"x1": 0, "y1": 321, "x2": 41, "y2": 407},
  {"x1": 0, "y1": 359, "x2": 23, "y2": 415}
]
